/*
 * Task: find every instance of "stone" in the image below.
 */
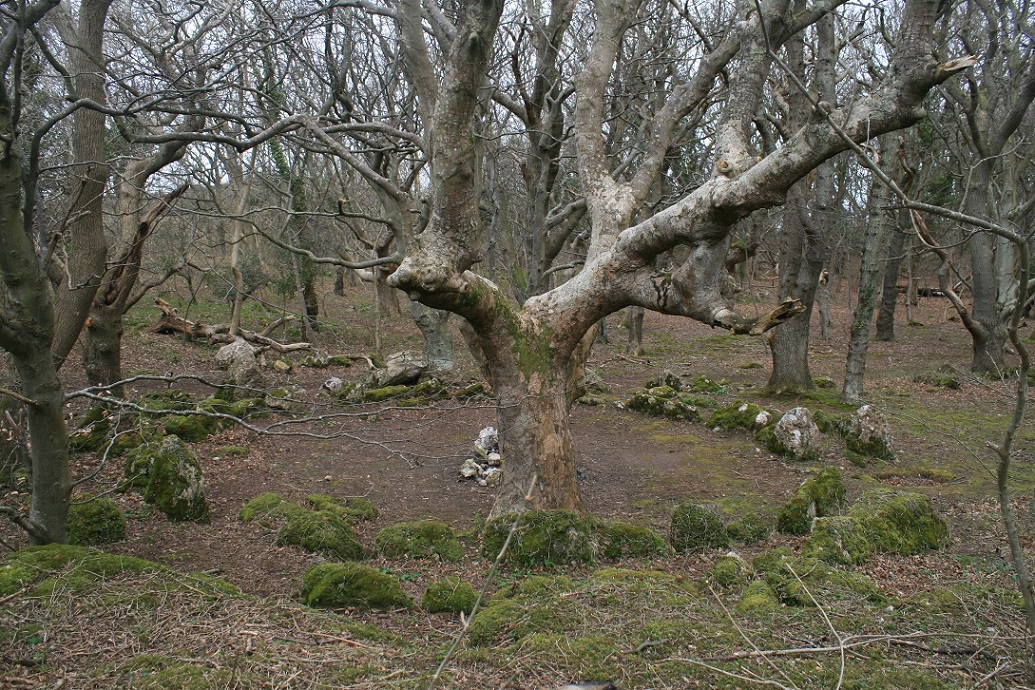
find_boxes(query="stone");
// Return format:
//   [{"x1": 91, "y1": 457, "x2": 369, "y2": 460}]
[
  {"x1": 321, "y1": 377, "x2": 347, "y2": 393},
  {"x1": 300, "y1": 562, "x2": 412, "y2": 610},
  {"x1": 845, "y1": 405, "x2": 895, "y2": 461},
  {"x1": 776, "y1": 467, "x2": 846, "y2": 535},
  {"x1": 67, "y1": 497, "x2": 127, "y2": 546},
  {"x1": 482, "y1": 510, "x2": 597, "y2": 566},
  {"x1": 422, "y1": 576, "x2": 478, "y2": 614},
  {"x1": 459, "y1": 458, "x2": 483, "y2": 478},
  {"x1": 670, "y1": 503, "x2": 729, "y2": 553},
  {"x1": 302, "y1": 349, "x2": 330, "y2": 368},
  {"x1": 272, "y1": 359, "x2": 292, "y2": 373},
  {"x1": 140, "y1": 436, "x2": 210, "y2": 523},
  {"x1": 475, "y1": 426, "x2": 499, "y2": 455},
  {"x1": 485, "y1": 452, "x2": 502, "y2": 466},
  {"x1": 370, "y1": 350, "x2": 426, "y2": 387},
  {"x1": 482, "y1": 467, "x2": 503, "y2": 486},
  {"x1": 768, "y1": 406, "x2": 821, "y2": 460},
  {"x1": 215, "y1": 339, "x2": 265, "y2": 398}
]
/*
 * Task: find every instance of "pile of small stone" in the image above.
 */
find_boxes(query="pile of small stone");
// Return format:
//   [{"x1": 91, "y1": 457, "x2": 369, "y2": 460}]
[{"x1": 458, "y1": 426, "x2": 503, "y2": 487}]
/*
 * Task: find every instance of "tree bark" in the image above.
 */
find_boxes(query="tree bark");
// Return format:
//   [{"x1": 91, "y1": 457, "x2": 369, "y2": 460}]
[
  {"x1": 842, "y1": 138, "x2": 898, "y2": 403},
  {"x1": 51, "y1": 0, "x2": 114, "y2": 366},
  {"x1": 875, "y1": 227, "x2": 907, "y2": 340},
  {"x1": 410, "y1": 301, "x2": 455, "y2": 373}
]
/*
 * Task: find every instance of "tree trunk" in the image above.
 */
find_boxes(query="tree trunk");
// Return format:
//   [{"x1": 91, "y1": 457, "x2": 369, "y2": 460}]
[
  {"x1": 842, "y1": 138, "x2": 898, "y2": 403},
  {"x1": 875, "y1": 227, "x2": 907, "y2": 340},
  {"x1": 83, "y1": 305, "x2": 123, "y2": 392},
  {"x1": 410, "y1": 301, "x2": 455, "y2": 372},
  {"x1": 15, "y1": 348, "x2": 71, "y2": 544},
  {"x1": 50, "y1": 0, "x2": 114, "y2": 365},
  {"x1": 626, "y1": 306, "x2": 645, "y2": 355},
  {"x1": 491, "y1": 372, "x2": 583, "y2": 518}
]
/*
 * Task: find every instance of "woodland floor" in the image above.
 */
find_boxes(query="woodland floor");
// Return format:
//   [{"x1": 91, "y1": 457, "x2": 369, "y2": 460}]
[{"x1": 2, "y1": 277, "x2": 1035, "y2": 689}]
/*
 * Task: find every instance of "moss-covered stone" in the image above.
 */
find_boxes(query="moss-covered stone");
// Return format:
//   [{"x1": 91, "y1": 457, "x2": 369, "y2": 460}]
[
  {"x1": 277, "y1": 510, "x2": 366, "y2": 560},
  {"x1": 802, "y1": 516, "x2": 874, "y2": 565},
  {"x1": 421, "y1": 576, "x2": 478, "y2": 613},
  {"x1": 300, "y1": 562, "x2": 412, "y2": 609},
  {"x1": 455, "y1": 381, "x2": 491, "y2": 401},
  {"x1": 374, "y1": 520, "x2": 463, "y2": 561},
  {"x1": 239, "y1": 492, "x2": 307, "y2": 528},
  {"x1": 708, "y1": 555, "x2": 749, "y2": 588},
  {"x1": 597, "y1": 520, "x2": 671, "y2": 560},
  {"x1": 687, "y1": 376, "x2": 727, "y2": 394},
  {"x1": 849, "y1": 490, "x2": 950, "y2": 555},
  {"x1": 753, "y1": 551, "x2": 882, "y2": 606},
  {"x1": 845, "y1": 405, "x2": 895, "y2": 461},
  {"x1": 139, "y1": 389, "x2": 195, "y2": 411},
  {"x1": 306, "y1": 494, "x2": 379, "y2": 522},
  {"x1": 736, "y1": 580, "x2": 780, "y2": 615},
  {"x1": 67, "y1": 497, "x2": 127, "y2": 546},
  {"x1": 645, "y1": 371, "x2": 684, "y2": 391},
  {"x1": 161, "y1": 414, "x2": 219, "y2": 442},
  {"x1": 709, "y1": 401, "x2": 774, "y2": 431},
  {"x1": 670, "y1": 503, "x2": 729, "y2": 553},
  {"x1": 913, "y1": 367, "x2": 961, "y2": 390},
  {"x1": 361, "y1": 385, "x2": 411, "y2": 402},
  {"x1": 813, "y1": 409, "x2": 850, "y2": 435},
  {"x1": 0, "y1": 545, "x2": 165, "y2": 598},
  {"x1": 626, "y1": 386, "x2": 702, "y2": 422},
  {"x1": 776, "y1": 467, "x2": 846, "y2": 535},
  {"x1": 726, "y1": 512, "x2": 773, "y2": 544},
  {"x1": 482, "y1": 510, "x2": 597, "y2": 566},
  {"x1": 138, "y1": 437, "x2": 210, "y2": 523}
]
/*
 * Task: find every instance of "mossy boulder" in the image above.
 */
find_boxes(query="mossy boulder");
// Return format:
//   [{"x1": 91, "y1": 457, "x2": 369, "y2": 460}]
[
  {"x1": 709, "y1": 401, "x2": 774, "y2": 431},
  {"x1": 300, "y1": 562, "x2": 412, "y2": 609},
  {"x1": 239, "y1": 492, "x2": 306, "y2": 528},
  {"x1": 597, "y1": 520, "x2": 671, "y2": 560},
  {"x1": 726, "y1": 512, "x2": 773, "y2": 544},
  {"x1": 707, "y1": 555, "x2": 749, "y2": 588},
  {"x1": 361, "y1": 385, "x2": 411, "y2": 402},
  {"x1": 776, "y1": 467, "x2": 846, "y2": 535},
  {"x1": 844, "y1": 405, "x2": 895, "y2": 461},
  {"x1": 626, "y1": 386, "x2": 702, "y2": 422},
  {"x1": 645, "y1": 371, "x2": 684, "y2": 391},
  {"x1": 277, "y1": 510, "x2": 366, "y2": 560},
  {"x1": 764, "y1": 407, "x2": 821, "y2": 461},
  {"x1": 306, "y1": 494, "x2": 379, "y2": 522},
  {"x1": 482, "y1": 510, "x2": 597, "y2": 566},
  {"x1": 670, "y1": 503, "x2": 729, "y2": 553},
  {"x1": 753, "y1": 550, "x2": 882, "y2": 606},
  {"x1": 374, "y1": 520, "x2": 463, "y2": 561},
  {"x1": 687, "y1": 376, "x2": 727, "y2": 394},
  {"x1": 0, "y1": 544, "x2": 165, "y2": 598},
  {"x1": 161, "y1": 413, "x2": 219, "y2": 443},
  {"x1": 736, "y1": 580, "x2": 780, "y2": 615},
  {"x1": 913, "y1": 365, "x2": 961, "y2": 390},
  {"x1": 67, "y1": 497, "x2": 127, "y2": 546},
  {"x1": 139, "y1": 437, "x2": 210, "y2": 523},
  {"x1": 802, "y1": 516, "x2": 874, "y2": 565},
  {"x1": 849, "y1": 490, "x2": 950, "y2": 555},
  {"x1": 422, "y1": 576, "x2": 478, "y2": 614}
]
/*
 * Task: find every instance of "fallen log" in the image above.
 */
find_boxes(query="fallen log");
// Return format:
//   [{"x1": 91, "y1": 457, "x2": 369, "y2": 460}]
[{"x1": 152, "y1": 298, "x2": 311, "y2": 353}]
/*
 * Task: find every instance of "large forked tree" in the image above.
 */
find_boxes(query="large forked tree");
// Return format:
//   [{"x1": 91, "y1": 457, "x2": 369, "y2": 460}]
[{"x1": 378, "y1": 0, "x2": 973, "y2": 517}]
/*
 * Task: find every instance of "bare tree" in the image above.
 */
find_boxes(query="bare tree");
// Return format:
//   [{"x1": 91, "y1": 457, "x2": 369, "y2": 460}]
[{"x1": 379, "y1": 0, "x2": 973, "y2": 516}]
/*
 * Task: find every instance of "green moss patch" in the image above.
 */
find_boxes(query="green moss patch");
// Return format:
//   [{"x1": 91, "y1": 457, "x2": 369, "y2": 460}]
[
  {"x1": 626, "y1": 386, "x2": 703, "y2": 422},
  {"x1": 67, "y1": 497, "x2": 127, "y2": 546},
  {"x1": 239, "y1": 492, "x2": 306, "y2": 528},
  {"x1": 726, "y1": 512, "x2": 773, "y2": 544},
  {"x1": 277, "y1": 510, "x2": 366, "y2": 560},
  {"x1": 422, "y1": 576, "x2": 478, "y2": 613},
  {"x1": 736, "y1": 580, "x2": 780, "y2": 615},
  {"x1": 482, "y1": 510, "x2": 597, "y2": 566},
  {"x1": 374, "y1": 520, "x2": 463, "y2": 561},
  {"x1": 776, "y1": 467, "x2": 846, "y2": 536},
  {"x1": 0, "y1": 545, "x2": 166, "y2": 598},
  {"x1": 753, "y1": 551, "x2": 883, "y2": 606},
  {"x1": 138, "y1": 437, "x2": 210, "y2": 522},
  {"x1": 306, "y1": 494, "x2": 379, "y2": 522},
  {"x1": 708, "y1": 401, "x2": 774, "y2": 431},
  {"x1": 849, "y1": 490, "x2": 950, "y2": 555},
  {"x1": 597, "y1": 520, "x2": 670, "y2": 560},
  {"x1": 300, "y1": 562, "x2": 412, "y2": 610},
  {"x1": 707, "y1": 555, "x2": 749, "y2": 588},
  {"x1": 670, "y1": 502, "x2": 729, "y2": 553},
  {"x1": 802, "y1": 516, "x2": 874, "y2": 565}
]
